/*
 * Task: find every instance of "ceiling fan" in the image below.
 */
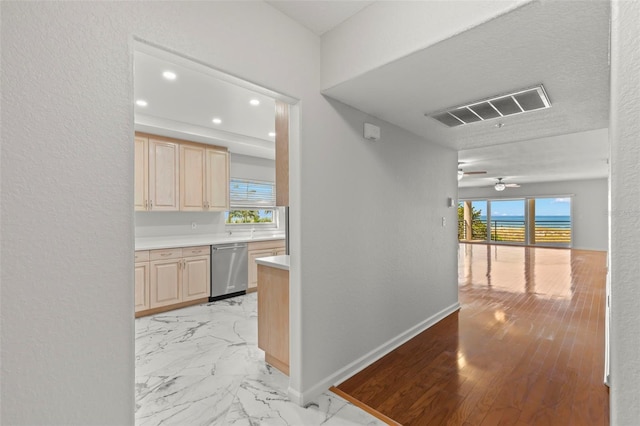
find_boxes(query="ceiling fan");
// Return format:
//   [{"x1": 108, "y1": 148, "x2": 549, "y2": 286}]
[
  {"x1": 494, "y1": 177, "x2": 521, "y2": 191},
  {"x1": 457, "y1": 162, "x2": 487, "y2": 181}
]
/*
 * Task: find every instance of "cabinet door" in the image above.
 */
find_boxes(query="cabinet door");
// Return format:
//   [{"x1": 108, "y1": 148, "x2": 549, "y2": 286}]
[
  {"x1": 150, "y1": 259, "x2": 181, "y2": 308},
  {"x1": 180, "y1": 144, "x2": 205, "y2": 211},
  {"x1": 134, "y1": 262, "x2": 150, "y2": 312},
  {"x1": 248, "y1": 249, "x2": 275, "y2": 291},
  {"x1": 182, "y1": 255, "x2": 210, "y2": 301},
  {"x1": 257, "y1": 265, "x2": 289, "y2": 374},
  {"x1": 134, "y1": 136, "x2": 148, "y2": 211},
  {"x1": 268, "y1": 268, "x2": 289, "y2": 372},
  {"x1": 149, "y1": 139, "x2": 179, "y2": 211},
  {"x1": 205, "y1": 149, "x2": 229, "y2": 211}
]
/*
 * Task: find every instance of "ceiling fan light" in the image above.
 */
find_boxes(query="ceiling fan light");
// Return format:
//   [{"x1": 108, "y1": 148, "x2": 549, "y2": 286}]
[
  {"x1": 457, "y1": 169, "x2": 464, "y2": 181},
  {"x1": 495, "y1": 182, "x2": 506, "y2": 191}
]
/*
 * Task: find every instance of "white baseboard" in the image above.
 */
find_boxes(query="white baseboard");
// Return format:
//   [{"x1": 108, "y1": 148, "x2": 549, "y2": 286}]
[
  {"x1": 287, "y1": 386, "x2": 304, "y2": 406},
  {"x1": 297, "y1": 301, "x2": 461, "y2": 405}
]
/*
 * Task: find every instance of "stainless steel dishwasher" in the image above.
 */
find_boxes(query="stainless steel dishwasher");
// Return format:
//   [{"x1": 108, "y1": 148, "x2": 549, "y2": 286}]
[{"x1": 210, "y1": 243, "x2": 248, "y2": 301}]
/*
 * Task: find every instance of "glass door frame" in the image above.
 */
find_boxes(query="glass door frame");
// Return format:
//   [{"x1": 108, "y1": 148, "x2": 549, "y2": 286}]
[
  {"x1": 459, "y1": 196, "x2": 572, "y2": 248},
  {"x1": 488, "y1": 198, "x2": 528, "y2": 245}
]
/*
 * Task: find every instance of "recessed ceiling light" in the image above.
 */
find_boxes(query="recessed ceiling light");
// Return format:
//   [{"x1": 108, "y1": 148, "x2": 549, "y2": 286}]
[
  {"x1": 212, "y1": 118, "x2": 222, "y2": 125},
  {"x1": 162, "y1": 71, "x2": 177, "y2": 80},
  {"x1": 268, "y1": 132, "x2": 276, "y2": 137},
  {"x1": 136, "y1": 100, "x2": 148, "y2": 107},
  {"x1": 249, "y1": 99, "x2": 260, "y2": 106}
]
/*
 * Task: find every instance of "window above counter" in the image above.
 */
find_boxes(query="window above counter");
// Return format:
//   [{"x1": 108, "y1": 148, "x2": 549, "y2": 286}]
[{"x1": 226, "y1": 178, "x2": 277, "y2": 227}]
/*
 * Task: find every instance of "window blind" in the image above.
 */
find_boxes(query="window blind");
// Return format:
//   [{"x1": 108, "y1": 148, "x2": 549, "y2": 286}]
[{"x1": 229, "y1": 178, "x2": 276, "y2": 208}]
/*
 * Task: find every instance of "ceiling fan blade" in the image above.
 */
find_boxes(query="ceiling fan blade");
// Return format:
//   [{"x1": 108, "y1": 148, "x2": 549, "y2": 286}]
[
  {"x1": 463, "y1": 171, "x2": 487, "y2": 175},
  {"x1": 505, "y1": 183, "x2": 521, "y2": 187}
]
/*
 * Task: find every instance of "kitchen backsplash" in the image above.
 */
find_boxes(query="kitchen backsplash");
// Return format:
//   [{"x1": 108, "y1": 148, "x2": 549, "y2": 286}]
[{"x1": 135, "y1": 207, "x2": 285, "y2": 237}]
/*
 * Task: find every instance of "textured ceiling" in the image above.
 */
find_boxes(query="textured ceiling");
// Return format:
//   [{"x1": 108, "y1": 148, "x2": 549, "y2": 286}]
[
  {"x1": 314, "y1": 0, "x2": 611, "y2": 186},
  {"x1": 322, "y1": 1, "x2": 611, "y2": 152},
  {"x1": 458, "y1": 128, "x2": 609, "y2": 188}
]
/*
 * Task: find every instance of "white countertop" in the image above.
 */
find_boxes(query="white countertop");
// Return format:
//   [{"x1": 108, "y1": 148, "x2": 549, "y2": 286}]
[
  {"x1": 135, "y1": 233, "x2": 285, "y2": 251},
  {"x1": 255, "y1": 255, "x2": 290, "y2": 271}
]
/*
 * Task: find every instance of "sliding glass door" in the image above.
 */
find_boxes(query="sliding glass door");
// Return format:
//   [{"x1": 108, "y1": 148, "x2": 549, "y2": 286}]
[
  {"x1": 489, "y1": 199, "x2": 526, "y2": 243},
  {"x1": 459, "y1": 197, "x2": 572, "y2": 247},
  {"x1": 533, "y1": 197, "x2": 572, "y2": 245}
]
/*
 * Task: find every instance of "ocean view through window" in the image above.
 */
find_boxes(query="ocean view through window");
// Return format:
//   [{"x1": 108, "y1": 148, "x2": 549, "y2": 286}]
[{"x1": 458, "y1": 197, "x2": 572, "y2": 247}]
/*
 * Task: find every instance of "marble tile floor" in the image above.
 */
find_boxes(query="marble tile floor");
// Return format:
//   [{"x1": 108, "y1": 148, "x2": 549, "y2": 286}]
[{"x1": 135, "y1": 293, "x2": 385, "y2": 425}]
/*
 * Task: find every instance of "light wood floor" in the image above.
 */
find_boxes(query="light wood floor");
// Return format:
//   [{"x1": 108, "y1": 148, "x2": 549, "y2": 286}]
[{"x1": 336, "y1": 244, "x2": 609, "y2": 425}]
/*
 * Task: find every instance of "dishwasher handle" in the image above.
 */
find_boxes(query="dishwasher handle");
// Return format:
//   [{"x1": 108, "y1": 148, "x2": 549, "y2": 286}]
[{"x1": 212, "y1": 245, "x2": 247, "y2": 251}]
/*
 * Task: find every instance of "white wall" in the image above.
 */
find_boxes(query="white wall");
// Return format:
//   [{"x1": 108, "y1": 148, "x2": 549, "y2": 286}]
[
  {"x1": 609, "y1": 1, "x2": 640, "y2": 424},
  {"x1": 458, "y1": 178, "x2": 608, "y2": 251},
  {"x1": 1, "y1": 2, "x2": 317, "y2": 424},
  {"x1": 134, "y1": 208, "x2": 285, "y2": 238},
  {"x1": 321, "y1": 0, "x2": 531, "y2": 89},
  {"x1": 297, "y1": 98, "x2": 459, "y2": 398},
  {"x1": 231, "y1": 153, "x2": 275, "y2": 182},
  {"x1": 1, "y1": 2, "x2": 458, "y2": 423}
]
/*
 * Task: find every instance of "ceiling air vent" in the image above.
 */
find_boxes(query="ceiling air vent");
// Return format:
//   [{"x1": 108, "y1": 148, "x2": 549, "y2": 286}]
[{"x1": 428, "y1": 85, "x2": 551, "y2": 127}]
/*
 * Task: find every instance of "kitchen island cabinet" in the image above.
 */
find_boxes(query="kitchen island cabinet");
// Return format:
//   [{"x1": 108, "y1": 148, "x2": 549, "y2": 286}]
[
  {"x1": 256, "y1": 255, "x2": 289, "y2": 375},
  {"x1": 247, "y1": 240, "x2": 286, "y2": 293}
]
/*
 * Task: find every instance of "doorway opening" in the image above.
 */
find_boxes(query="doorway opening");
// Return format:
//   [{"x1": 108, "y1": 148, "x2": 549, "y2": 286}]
[{"x1": 132, "y1": 39, "x2": 301, "y2": 422}]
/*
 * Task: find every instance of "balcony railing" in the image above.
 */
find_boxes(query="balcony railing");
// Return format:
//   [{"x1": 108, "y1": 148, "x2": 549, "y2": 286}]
[
  {"x1": 458, "y1": 219, "x2": 571, "y2": 243},
  {"x1": 533, "y1": 220, "x2": 572, "y2": 243}
]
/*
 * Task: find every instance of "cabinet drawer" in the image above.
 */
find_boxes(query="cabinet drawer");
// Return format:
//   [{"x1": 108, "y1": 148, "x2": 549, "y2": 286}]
[
  {"x1": 182, "y1": 245, "x2": 210, "y2": 257},
  {"x1": 248, "y1": 239, "x2": 286, "y2": 252},
  {"x1": 150, "y1": 248, "x2": 183, "y2": 261},
  {"x1": 135, "y1": 250, "x2": 150, "y2": 262}
]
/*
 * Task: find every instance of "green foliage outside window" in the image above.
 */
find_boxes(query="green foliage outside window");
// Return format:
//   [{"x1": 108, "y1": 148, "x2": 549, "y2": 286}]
[
  {"x1": 226, "y1": 209, "x2": 274, "y2": 224},
  {"x1": 458, "y1": 205, "x2": 487, "y2": 240}
]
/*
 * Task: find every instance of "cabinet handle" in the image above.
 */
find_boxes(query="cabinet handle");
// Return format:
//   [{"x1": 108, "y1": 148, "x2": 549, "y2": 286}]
[
  {"x1": 145, "y1": 200, "x2": 148, "y2": 209},
  {"x1": 149, "y1": 200, "x2": 153, "y2": 210}
]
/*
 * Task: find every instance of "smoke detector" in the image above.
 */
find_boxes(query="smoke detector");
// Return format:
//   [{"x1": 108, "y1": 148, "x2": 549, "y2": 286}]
[{"x1": 427, "y1": 85, "x2": 551, "y2": 127}]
